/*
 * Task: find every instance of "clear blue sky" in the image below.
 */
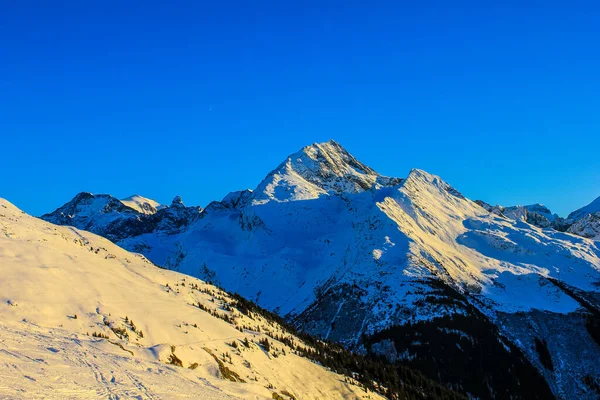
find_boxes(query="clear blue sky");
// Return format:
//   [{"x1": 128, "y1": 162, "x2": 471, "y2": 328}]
[{"x1": 1, "y1": 1, "x2": 599, "y2": 217}]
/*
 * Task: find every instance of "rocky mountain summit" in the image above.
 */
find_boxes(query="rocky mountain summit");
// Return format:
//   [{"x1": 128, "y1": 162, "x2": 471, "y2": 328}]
[{"x1": 251, "y1": 140, "x2": 402, "y2": 204}]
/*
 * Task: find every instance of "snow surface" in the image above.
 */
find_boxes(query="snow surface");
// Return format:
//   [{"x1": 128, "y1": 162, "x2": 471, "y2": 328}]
[
  {"x1": 0, "y1": 199, "x2": 381, "y2": 400},
  {"x1": 120, "y1": 195, "x2": 165, "y2": 215}
]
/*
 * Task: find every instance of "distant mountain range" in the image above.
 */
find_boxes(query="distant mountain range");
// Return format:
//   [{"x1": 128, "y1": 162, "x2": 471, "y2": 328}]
[
  {"x1": 42, "y1": 192, "x2": 202, "y2": 241},
  {"x1": 475, "y1": 199, "x2": 600, "y2": 239},
  {"x1": 37, "y1": 140, "x2": 600, "y2": 399}
]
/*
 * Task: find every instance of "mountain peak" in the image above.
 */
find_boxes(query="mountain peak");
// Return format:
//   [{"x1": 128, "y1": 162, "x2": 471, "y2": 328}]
[
  {"x1": 122, "y1": 194, "x2": 142, "y2": 201},
  {"x1": 41, "y1": 192, "x2": 136, "y2": 227},
  {"x1": 72, "y1": 191, "x2": 95, "y2": 201},
  {"x1": 299, "y1": 140, "x2": 375, "y2": 175},
  {"x1": 406, "y1": 168, "x2": 437, "y2": 182},
  {"x1": 311, "y1": 138, "x2": 342, "y2": 149},
  {"x1": 252, "y1": 140, "x2": 399, "y2": 203},
  {"x1": 171, "y1": 195, "x2": 185, "y2": 207},
  {"x1": 403, "y1": 168, "x2": 465, "y2": 199},
  {"x1": 568, "y1": 195, "x2": 600, "y2": 220},
  {"x1": 221, "y1": 189, "x2": 253, "y2": 209},
  {"x1": 523, "y1": 203, "x2": 553, "y2": 216},
  {"x1": 120, "y1": 194, "x2": 163, "y2": 215}
]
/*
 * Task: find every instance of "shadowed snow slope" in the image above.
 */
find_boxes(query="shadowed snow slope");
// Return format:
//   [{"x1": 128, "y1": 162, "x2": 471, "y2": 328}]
[
  {"x1": 0, "y1": 199, "x2": 384, "y2": 400},
  {"x1": 569, "y1": 196, "x2": 600, "y2": 220},
  {"x1": 565, "y1": 196, "x2": 600, "y2": 240}
]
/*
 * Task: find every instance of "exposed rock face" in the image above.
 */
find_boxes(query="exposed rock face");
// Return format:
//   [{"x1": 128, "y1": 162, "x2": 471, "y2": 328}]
[
  {"x1": 497, "y1": 309, "x2": 600, "y2": 400},
  {"x1": 567, "y1": 212, "x2": 600, "y2": 239},
  {"x1": 560, "y1": 197, "x2": 600, "y2": 240}
]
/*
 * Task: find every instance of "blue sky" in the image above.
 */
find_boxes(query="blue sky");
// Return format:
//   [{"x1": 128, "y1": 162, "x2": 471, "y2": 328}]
[{"x1": 1, "y1": 1, "x2": 599, "y2": 217}]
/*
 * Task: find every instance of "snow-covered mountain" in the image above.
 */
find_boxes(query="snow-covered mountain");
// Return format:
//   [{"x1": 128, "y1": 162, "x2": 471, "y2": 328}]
[
  {"x1": 2, "y1": 198, "x2": 425, "y2": 400},
  {"x1": 565, "y1": 196, "x2": 600, "y2": 240},
  {"x1": 568, "y1": 196, "x2": 600, "y2": 220},
  {"x1": 120, "y1": 194, "x2": 166, "y2": 214},
  {"x1": 478, "y1": 196, "x2": 600, "y2": 241},
  {"x1": 504, "y1": 203, "x2": 557, "y2": 226},
  {"x1": 475, "y1": 201, "x2": 561, "y2": 229},
  {"x1": 251, "y1": 140, "x2": 401, "y2": 204},
  {"x1": 567, "y1": 212, "x2": 600, "y2": 240},
  {"x1": 42, "y1": 193, "x2": 202, "y2": 241},
  {"x1": 42, "y1": 140, "x2": 600, "y2": 399}
]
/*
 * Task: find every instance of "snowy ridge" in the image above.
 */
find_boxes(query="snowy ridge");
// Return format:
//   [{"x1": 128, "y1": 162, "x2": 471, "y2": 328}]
[
  {"x1": 476, "y1": 202, "x2": 559, "y2": 228},
  {"x1": 503, "y1": 204, "x2": 557, "y2": 225},
  {"x1": 43, "y1": 192, "x2": 138, "y2": 220},
  {"x1": 0, "y1": 198, "x2": 384, "y2": 400},
  {"x1": 565, "y1": 196, "x2": 600, "y2": 240},
  {"x1": 377, "y1": 169, "x2": 599, "y2": 312},
  {"x1": 478, "y1": 196, "x2": 600, "y2": 241},
  {"x1": 567, "y1": 212, "x2": 600, "y2": 240},
  {"x1": 568, "y1": 195, "x2": 600, "y2": 220},
  {"x1": 120, "y1": 194, "x2": 165, "y2": 215},
  {"x1": 252, "y1": 140, "x2": 401, "y2": 204},
  {"x1": 42, "y1": 193, "x2": 202, "y2": 241}
]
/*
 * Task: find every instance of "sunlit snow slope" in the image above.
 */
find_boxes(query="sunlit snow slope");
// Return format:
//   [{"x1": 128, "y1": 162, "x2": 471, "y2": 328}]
[
  {"x1": 0, "y1": 199, "x2": 383, "y2": 400},
  {"x1": 120, "y1": 194, "x2": 165, "y2": 215}
]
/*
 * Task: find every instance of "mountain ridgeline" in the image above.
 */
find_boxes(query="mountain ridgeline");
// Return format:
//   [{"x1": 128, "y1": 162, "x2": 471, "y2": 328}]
[
  {"x1": 474, "y1": 200, "x2": 600, "y2": 239},
  {"x1": 42, "y1": 193, "x2": 202, "y2": 241},
  {"x1": 42, "y1": 140, "x2": 600, "y2": 399}
]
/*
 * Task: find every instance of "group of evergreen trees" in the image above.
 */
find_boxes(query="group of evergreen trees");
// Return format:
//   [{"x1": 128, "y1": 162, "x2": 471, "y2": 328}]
[
  {"x1": 547, "y1": 277, "x2": 600, "y2": 347},
  {"x1": 227, "y1": 292, "x2": 463, "y2": 399},
  {"x1": 180, "y1": 276, "x2": 566, "y2": 399},
  {"x1": 365, "y1": 279, "x2": 554, "y2": 399}
]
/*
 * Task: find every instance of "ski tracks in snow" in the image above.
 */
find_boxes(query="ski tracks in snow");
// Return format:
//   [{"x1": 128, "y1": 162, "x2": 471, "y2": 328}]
[{"x1": 0, "y1": 323, "x2": 237, "y2": 399}]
